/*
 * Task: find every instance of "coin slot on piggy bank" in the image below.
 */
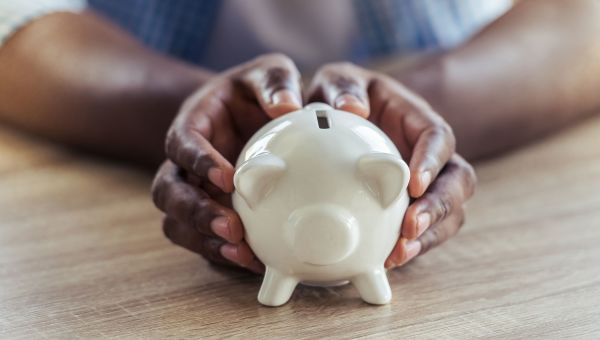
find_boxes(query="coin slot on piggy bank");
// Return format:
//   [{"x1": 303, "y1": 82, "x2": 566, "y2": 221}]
[{"x1": 316, "y1": 110, "x2": 330, "y2": 129}]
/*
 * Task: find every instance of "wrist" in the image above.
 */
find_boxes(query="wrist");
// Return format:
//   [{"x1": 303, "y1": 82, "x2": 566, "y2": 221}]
[
  {"x1": 395, "y1": 52, "x2": 449, "y2": 114},
  {"x1": 152, "y1": 60, "x2": 212, "y2": 99}
]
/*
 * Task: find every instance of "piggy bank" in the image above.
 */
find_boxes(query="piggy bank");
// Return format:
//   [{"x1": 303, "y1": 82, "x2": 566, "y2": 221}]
[{"x1": 232, "y1": 103, "x2": 410, "y2": 306}]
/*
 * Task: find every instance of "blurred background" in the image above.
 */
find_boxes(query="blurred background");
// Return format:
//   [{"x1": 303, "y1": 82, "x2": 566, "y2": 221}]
[{"x1": 1, "y1": 0, "x2": 600, "y2": 338}]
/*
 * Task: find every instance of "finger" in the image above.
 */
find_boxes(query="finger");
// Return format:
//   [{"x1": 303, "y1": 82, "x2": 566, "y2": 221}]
[
  {"x1": 243, "y1": 53, "x2": 302, "y2": 118},
  {"x1": 384, "y1": 238, "x2": 421, "y2": 269},
  {"x1": 405, "y1": 112, "x2": 456, "y2": 197},
  {"x1": 417, "y1": 206, "x2": 465, "y2": 255},
  {"x1": 220, "y1": 242, "x2": 265, "y2": 274},
  {"x1": 163, "y1": 217, "x2": 264, "y2": 274},
  {"x1": 162, "y1": 216, "x2": 228, "y2": 265},
  {"x1": 307, "y1": 62, "x2": 370, "y2": 118},
  {"x1": 152, "y1": 161, "x2": 243, "y2": 243},
  {"x1": 165, "y1": 96, "x2": 235, "y2": 193},
  {"x1": 402, "y1": 154, "x2": 476, "y2": 240},
  {"x1": 366, "y1": 77, "x2": 455, "y2": 196},
  {"x1": 385, "y1": 207, "x2": 466, "y2": 269},
  {"x1": 186, "y1": 172, "x2": 233, "y2": 208}
]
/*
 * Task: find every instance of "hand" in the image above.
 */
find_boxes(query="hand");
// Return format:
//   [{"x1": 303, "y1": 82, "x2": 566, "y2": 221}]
[
  {"x1": 307, "y1": 62, "x2": 477, "y2": 268},
  {"x1": 151, "y1": 54, "x2": 303, "y2": 273}
]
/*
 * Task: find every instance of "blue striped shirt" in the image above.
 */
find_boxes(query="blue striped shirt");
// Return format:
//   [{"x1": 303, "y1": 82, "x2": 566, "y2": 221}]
[{"x1": 0, "y1": 0, "x2": 511, "y2": 71}]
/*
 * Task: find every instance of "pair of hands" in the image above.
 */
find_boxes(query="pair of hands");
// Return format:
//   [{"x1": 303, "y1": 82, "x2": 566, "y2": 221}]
[{"x1": 151, "y1": 54, "x2": 476, "y2": 274}]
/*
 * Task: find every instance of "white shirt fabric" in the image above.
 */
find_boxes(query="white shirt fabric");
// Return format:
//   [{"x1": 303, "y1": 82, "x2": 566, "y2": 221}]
[{"x1": 0, "y1": 0, "x2": 85, "y2": 46}]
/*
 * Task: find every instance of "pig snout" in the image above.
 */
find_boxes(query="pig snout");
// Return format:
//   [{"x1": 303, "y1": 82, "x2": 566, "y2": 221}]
[{"x1": 286, "y1": 205, "x2": 359, "y2": 266}]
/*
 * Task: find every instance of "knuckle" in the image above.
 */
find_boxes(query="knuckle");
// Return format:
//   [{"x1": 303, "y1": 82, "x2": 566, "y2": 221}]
[
  {"x1": 164, "y1": 128, "x2": 179, "y2": 159},
  {"x1": 151, "y1": 164, "x2": 173, "y2": 210},
  {"x1": 153, "y1": 168, "x2": 214, "y2": 232},
  {"x1": 188, "y1": 199, "x2": 203, "y2": 230},
  {"x1": 151, "y1": 178, "x2": 166, "y2": 210},
  {"x1": 419, "y1": 209, "x2": 465, "y2": 255},
  {"x1": 333, "y1": 75, "x2": 363, "y2": 95},
  {"x1": 264, "y1": 66, "x2": 293, "y2": 93},
  {"x1": 453, "y1": 155, "x2": 477, "y2": 197},
  {"x1": 421, "y1": 225, "x2": 446, "y2": 254},
  {"x1": 191, "y1": 198, "x2": 215, "y2": 232},
  {"x1": 432, "y1": 227, "x2": 446, "y2": 246},
  {"x1": 441, "y1": 122, "x2": 454, "y2": 138},
  {"x1": 463, "y1": 164, "x2": 477, "y2": 197},
  {"x1": 423, "y1": 123, "x2": 456, "y2": 157},
  {"x1": 443, "y1": 157, "x2": 461, "y2": 174},
  {"x1": 165, "y1": 127, "x2": 202, "y2": 170},
  {"x1": 200, "y1": 237, "x2": 225, "y2": 263},
  {"x1": 167, "y1": 129, "x2": 213, "y2": 176},
  {"x1": 420, "y1": 193, "x2": 451, "y2": 224},
  {"x1": 314, "y1": 65, "x2": 368, "y2": 100},
  {"x1": 444, "y1": 125, "x2": 457, "y2": 151},
  {"x1": 242, "y1": 54, "x2": 300, "y2": 98},
  {"x1": 438, "y1": 194, "x2": 453, "y2": 220},
  {"x1": 261, "y1": 53, "x2": 300, "y2": 77},
  {"x1": 431, "y1": 122, "x2": 454, "y2": 141},
  {"x1": 191, "y1": 150, "x2": 213, "y2": 176},
  {"x1": 433, "y1": 120, "x2": 455, "y2": 138},
  {"x1": 462, "y1": 158, "x2": 477, "y2": 181}
]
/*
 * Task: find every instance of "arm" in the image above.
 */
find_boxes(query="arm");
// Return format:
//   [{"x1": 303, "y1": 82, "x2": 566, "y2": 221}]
[
  {"x1": 0, "y1": 11, "x2": 212, "y2": 166},
  {"x1": 397, "y1": 0, "x2": 600, "y2": 160}
]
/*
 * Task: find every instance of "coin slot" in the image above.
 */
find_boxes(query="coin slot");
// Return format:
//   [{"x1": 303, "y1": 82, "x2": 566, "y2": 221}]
[{"x1": 316, "y1": 110, "x2": 330, "y2": 129}]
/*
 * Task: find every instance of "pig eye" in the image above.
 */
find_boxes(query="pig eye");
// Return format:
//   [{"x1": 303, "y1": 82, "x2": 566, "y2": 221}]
[{"x1": 316, "y1": 110, "x2": 330, "y2": 129}]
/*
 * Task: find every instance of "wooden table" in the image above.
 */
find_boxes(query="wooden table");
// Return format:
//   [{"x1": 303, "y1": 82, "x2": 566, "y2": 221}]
[{"x1": 1, "y1": 117, "x2": 600, "y2": 339}]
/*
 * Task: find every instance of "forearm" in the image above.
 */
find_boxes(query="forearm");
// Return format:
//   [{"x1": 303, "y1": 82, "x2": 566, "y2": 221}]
[
  {"x1": 0, "y1": 11, "x2": 211, "y2": 166},
  {"x1": 397, "y1": 0, "x2": 600, "y2": 160}
]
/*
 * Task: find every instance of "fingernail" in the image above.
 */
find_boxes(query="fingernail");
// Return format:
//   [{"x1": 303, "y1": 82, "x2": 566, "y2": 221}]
[
  {"x1": 211, "y1": 216, "x2": 231, "y2": 240},
  {"x1": 402, "y1": 241, "x2": 421, "y2": 264},
  {"x1": 208, "y1": 168, "x2": 225, "y2": 190},
  {"x1": 416, "y1": 213, "x2": 431, "y2": 237},
  {"x1": 220, "y1": 244, "x2": 238, "y2": 262},
  {"x1": 335, "y1": 94, "x2": 368, "y2": 117},
  {"x1": 384, "y1": 259, "x2": 394, "y2": 269},
  {"x1": 271, "y1": 89, "x2": 301, "y2": 107},
  {"x1": 420, "y1": 171, "x2": 432, "y2": 190},
  {"x1": 387, "y1": 238, "x2": 408, "y2": 268}
]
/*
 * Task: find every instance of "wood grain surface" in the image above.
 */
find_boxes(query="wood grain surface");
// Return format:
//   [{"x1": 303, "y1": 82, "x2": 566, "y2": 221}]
[{"x1": 1, "y1": 116, "x2": 600, "y2": 339}]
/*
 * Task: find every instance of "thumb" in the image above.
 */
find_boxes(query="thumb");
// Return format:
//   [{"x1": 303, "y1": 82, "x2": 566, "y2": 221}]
[
  {"x1": 307, "y1": 63, "x2": 370, "y2": 118},
  {"x1": 244, "y1": 54, "x2": 303, "y2": 118}
]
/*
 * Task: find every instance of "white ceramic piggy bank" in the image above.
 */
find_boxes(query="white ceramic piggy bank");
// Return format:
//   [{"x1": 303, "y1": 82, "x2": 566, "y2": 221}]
[{"x1": 232, "y1": 103, "x2": 410, "y2": 306}]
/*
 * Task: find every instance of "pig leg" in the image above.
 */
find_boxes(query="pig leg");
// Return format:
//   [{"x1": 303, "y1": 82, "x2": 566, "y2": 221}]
[
  {"x1": 257, "y1": 267, "x2": 298, "y2": 306},
  {"x1": 351, "y1": 268, "x2": 392, "y2": 305}
]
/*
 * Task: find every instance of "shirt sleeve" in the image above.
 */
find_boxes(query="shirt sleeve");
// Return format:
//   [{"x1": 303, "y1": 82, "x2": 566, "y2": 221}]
[{"x1": 0, "y1": 0, "x2": 87, "y2": 48}]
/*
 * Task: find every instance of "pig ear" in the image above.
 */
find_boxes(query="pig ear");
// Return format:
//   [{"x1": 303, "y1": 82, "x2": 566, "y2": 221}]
[
  {"x1": 358, "y1": 153, "x2": 410, "y2": 208},
  {"x1": 234, "y1": 153, "x2": 286, "y2": 209}
]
